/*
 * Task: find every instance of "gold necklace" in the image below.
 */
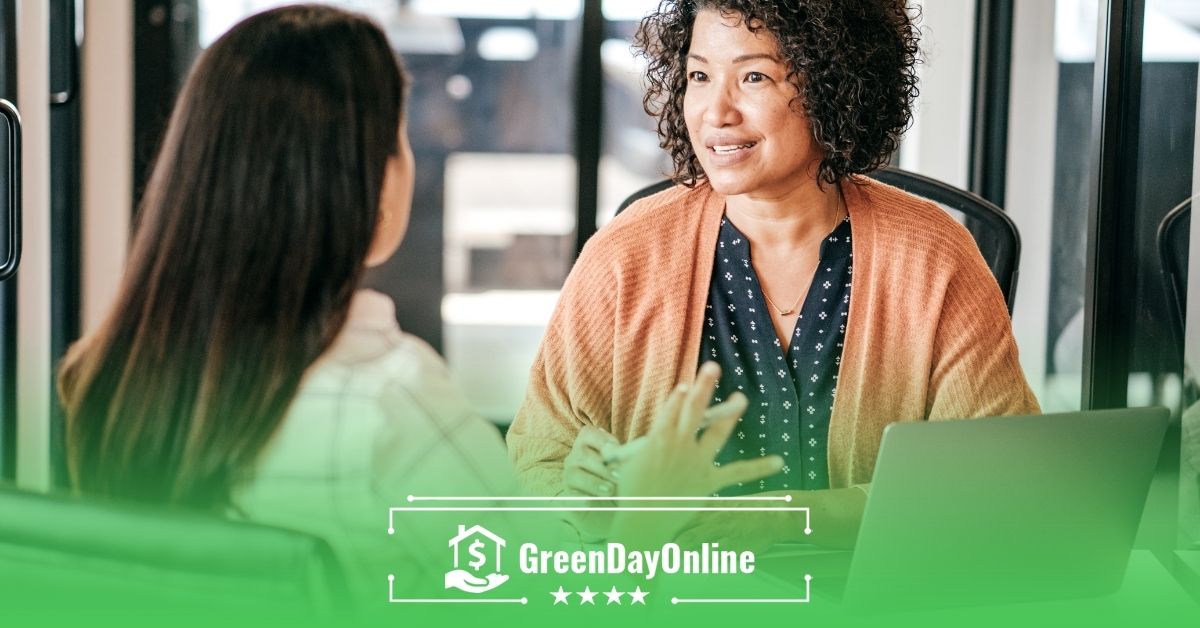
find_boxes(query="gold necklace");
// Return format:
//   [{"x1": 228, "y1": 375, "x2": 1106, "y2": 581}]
[
  {"x1": 761, "y1": 284, "x2": 804, "y2": 317},
  {"x1": 759, "y1": 193, "x2": 845, "y2": 317}
]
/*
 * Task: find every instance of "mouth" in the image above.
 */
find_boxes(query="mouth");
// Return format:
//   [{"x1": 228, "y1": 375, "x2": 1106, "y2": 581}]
[{"x1": 710, "y1": 141, "x2": 757, "y2": 155}]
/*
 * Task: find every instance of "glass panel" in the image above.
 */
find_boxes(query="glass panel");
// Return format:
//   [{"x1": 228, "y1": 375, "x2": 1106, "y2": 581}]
[
  {"x1": 1141, "y1": 0, "x2": 1200, "y2": 551},
  {"x1": 897, "y1": 0, "x2": 977, "y2": 188},
  {"x1": 1000, "y1": 0, "x2": 1100, "y2": 412},
  {"x1": 0, "y1": 116, "x2": 9, "y2": 267},
  {"x1": 1130, "y1": 0, "x2": 1198, "y2": 412},
  {"x1": 0, "y1": 0, "x2": 14, "y2": 483},
  {"x1": 1185, "y1": 66, "x2": 1200, "y2": 549},
  {"x1": 194, "y1": 2, "x2": 581, "y2": 423},
  {"x1": 599, "y1": 1, "x2": 668, "y2": 227},
  {"x1": 1104, "y1": 0, "x2": 1200, "y2": 553}
]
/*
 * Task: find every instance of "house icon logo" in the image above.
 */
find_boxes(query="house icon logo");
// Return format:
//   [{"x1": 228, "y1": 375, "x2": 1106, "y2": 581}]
[{"x1": 445, "y1": 524, "x2": 510, "y2": 594}]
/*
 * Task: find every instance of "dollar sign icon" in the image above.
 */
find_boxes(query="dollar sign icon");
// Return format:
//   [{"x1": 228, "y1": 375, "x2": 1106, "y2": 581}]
[{"x1": 467, "y1": 539, "x2": 487, "y2": 571}]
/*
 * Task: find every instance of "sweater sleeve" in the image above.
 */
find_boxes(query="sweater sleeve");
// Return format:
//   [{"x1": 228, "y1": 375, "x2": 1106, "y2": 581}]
[
  {"x1": 925, "y1": 247, "x2": 1041, "y2": 420},
  {"x1": 506, "y1": 239, "x2": 620, "y2": 496}
]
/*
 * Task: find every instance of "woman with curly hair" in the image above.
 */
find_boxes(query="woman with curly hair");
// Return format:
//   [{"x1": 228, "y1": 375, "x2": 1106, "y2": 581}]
[{"x1": 507, "y1": 0, "x2": 1038, "y2": 549}]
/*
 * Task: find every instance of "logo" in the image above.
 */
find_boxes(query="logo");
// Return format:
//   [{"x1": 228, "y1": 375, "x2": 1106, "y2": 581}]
[{"x1": 445, "y1": 524, "x2": 510, "y2": 594}]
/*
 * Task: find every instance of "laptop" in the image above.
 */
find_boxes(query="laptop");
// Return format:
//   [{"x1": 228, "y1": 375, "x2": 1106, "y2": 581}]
[{"x1": 757, "y1": 407, "x2": 1169, "y2": 611}]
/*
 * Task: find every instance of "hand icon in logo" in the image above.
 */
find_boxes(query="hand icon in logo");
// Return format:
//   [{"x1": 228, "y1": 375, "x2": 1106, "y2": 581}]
[{"x1": 444, "y1": 570, "x2": 510, "y2": 593}]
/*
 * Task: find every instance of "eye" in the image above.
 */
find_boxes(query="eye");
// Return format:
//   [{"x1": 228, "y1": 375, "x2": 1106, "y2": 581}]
[
  {"x1": 744, "y1": 71, "x2": 768, "y2": 83},
  {"x1": 687, "y1": 70, "x2": 709, "y2": 83}
]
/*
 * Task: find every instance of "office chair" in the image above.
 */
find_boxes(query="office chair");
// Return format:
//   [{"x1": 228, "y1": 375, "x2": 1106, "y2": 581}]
[
  {"x1": 1159, "y1": 197, "x2": 1191, "y2": 351},
  {"x1": 1158, "y1": 198, "x2": 1194, "y2": 407},
  {"x1": 616, "y1": 168, "x2": 1021, "y2": 312},
  {"x1": 0, "y1": 486, "x2": 349, "y2": 614}
]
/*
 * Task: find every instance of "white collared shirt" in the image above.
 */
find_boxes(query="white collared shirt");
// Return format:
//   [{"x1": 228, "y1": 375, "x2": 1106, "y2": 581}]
[{"x1": 231, "y1": 289, "x2": 521, "y2": 599}]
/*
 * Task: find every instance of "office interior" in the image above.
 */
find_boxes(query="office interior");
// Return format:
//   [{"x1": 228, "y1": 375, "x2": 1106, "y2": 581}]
[{"x1": 0, "y1": 0, "x2": 1198, "y2": 608}]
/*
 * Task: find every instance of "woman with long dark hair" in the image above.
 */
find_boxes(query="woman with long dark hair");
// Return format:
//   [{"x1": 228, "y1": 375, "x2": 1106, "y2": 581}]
[
  {"x1": 57, "y1": 4, "x2": 777, "y2": 600},
  {"x1": 60, "y1": 4, "x2": 410, "y2": 510}
]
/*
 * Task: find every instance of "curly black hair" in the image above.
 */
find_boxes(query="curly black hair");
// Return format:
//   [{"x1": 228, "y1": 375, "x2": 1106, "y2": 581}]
[{"x1": 635, "y1": 0, "x2": 921, "y2": 186}]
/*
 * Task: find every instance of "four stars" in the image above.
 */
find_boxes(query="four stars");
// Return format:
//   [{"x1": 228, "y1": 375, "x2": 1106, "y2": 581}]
[{"x1": 551, "y1": 585, "x2": 648, "y2": 605}]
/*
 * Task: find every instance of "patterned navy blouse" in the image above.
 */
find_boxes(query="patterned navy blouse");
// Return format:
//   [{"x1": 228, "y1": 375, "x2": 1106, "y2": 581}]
[{"x1": 701, "y1": 214, "x2": 853, "y2": 495}]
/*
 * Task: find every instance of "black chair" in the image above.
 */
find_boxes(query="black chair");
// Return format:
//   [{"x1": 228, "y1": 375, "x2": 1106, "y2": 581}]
[
  {"x1": 616, "y1": 168, "x2": 1022, "y2": 312},
  {"x1": 1158, "y1": 198, "x2": 1194, "y2": 405},
  {"x1": 0, "y1": 486, "x2": 349, "y2": 614},
  {"x1": 1158, "y1": 198, "x2": 1191, "y2": 352}
]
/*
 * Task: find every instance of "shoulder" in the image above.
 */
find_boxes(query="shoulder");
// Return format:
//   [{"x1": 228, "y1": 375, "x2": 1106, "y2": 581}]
[
  {"x1": 246, "y1": 331, "x2": 465, "y2": 481},
  {"x1": 244, "y1": 330, "x2": 516, "y2": 528},
  {"x1": 610, "y1": 181, "x2": 708, "y2": 229},
  {"x1": 285, "y1": 328, "x2": 509, "y2": 476},
  {"x1": 299, "y1": 290, "x2": 464, "y2": 410},
  {"x1": 848, "y1": 175, "x2": 983, "y2": 269},
  {"x1": 582, "y1": 182, "x2": 710, "y2": 259},
  {"x1": 566, "y1": 182, "x2": 715, "y2": 289},
  {"x1": 302, "y1": 330, "x2": 472, "y2": 425}
]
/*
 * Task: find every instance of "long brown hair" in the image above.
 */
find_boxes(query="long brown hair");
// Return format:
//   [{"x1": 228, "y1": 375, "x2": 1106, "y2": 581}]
[{"x1": 58, "y1": 5, "x2": 407, "y2": 510}]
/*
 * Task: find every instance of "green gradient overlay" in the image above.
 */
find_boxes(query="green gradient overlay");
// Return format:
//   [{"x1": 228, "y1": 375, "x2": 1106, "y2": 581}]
[{"x1": 2, "y1": 495, "x2": 1198, "y2": 628}]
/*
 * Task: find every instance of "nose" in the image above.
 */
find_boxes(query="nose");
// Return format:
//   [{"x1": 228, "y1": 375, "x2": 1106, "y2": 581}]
[{"x1": 701, "y1": 83, "x2": 741, "y2": 128}]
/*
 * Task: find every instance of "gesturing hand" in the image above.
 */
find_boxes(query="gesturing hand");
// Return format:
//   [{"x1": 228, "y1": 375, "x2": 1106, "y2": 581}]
[
  {"x1": 563, "y1": 425, "x2": 620, "y2": 497},
  {"x1": 618, "y1": 362, "x2": 783, "y2": 498},
  {"x1": 611, "y1": 362, "x2": 783, "y2": 545}
]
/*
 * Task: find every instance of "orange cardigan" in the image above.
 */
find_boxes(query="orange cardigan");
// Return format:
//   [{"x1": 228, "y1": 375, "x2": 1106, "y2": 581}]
[{"x1": 506, "y1": 177, "x2": 1039, "y2": 494}]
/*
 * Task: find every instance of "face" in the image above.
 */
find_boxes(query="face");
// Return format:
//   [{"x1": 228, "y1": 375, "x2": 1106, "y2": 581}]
[
  {"x1": 683, "y1": 9, "x2": 824, "y2": 198},
  {"x1": 365, "y1": 119, "x2": 415, "y2": 267}
]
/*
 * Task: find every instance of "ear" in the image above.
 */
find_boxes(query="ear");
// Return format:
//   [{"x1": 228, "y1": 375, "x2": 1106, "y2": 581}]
[{"x1": 365, "y1": 129, "x2": 415, "y2": 268}]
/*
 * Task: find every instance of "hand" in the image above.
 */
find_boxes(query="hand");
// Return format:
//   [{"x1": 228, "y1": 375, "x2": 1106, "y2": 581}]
[
  {"x1": 617, "y1": 362, "x2": 783, "y2": 498},
  {"x1": 562, "y1": 425, "x2": 620, "y2": 542},
  {"x1": 611, "y1": 362, "x2": 784, "y2": 545},
  {"x1": 563, "y1": 425, "x2": 620, "y2": 497}
]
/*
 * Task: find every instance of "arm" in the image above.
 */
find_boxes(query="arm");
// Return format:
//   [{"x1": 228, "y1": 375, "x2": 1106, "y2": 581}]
[
  {"x1": 506, "y1": 241, "x2": 621, "y2": 496},
  {"x1": 926, "y1": 248, "x2": 1040, "y2": 420}
]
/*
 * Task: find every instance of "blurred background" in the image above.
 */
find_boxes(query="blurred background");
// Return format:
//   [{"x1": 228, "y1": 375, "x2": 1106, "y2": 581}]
[{"x1": 0, "y1": 0, "x2": 1197, "y2": 561}]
